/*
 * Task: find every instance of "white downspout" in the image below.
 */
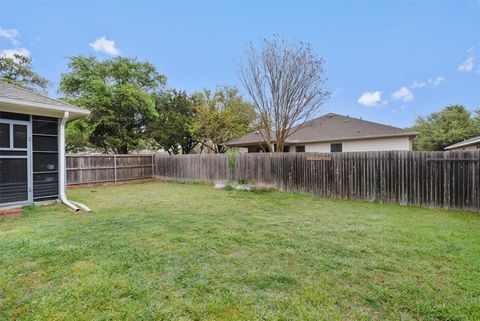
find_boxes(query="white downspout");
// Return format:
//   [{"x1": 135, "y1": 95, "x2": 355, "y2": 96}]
[{"x1": 59, "y1": 111, "x2": 91, "y2": 212}]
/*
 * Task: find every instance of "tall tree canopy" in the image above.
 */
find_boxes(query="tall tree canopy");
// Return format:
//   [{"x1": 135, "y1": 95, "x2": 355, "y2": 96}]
[
  {"x1": 410, "y1": 105, "x2": 480, "y2": 151},
  {"x1": 59, "y1": 56, "x2": 166, "y2": 154},
  {"x1": 0, "y1": 53, "x2": 50, "y2": 92},
  {"x1": 190, "y1": 87, "x2": 257, "y2": 153},
  {"x1": 239, "y1": 35, "x2": 330, "y2": 152},
  {"x1": 147, "y1": 90, "x2": 199, "y2": 154}
]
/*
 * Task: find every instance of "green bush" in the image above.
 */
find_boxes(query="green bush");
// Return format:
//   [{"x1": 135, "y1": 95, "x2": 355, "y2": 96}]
[{"x1": 238, "y1": 178, "x2": 248, "y2": 185}]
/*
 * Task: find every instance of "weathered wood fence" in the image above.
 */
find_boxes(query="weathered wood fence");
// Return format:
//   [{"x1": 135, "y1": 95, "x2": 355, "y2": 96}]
[
  {"x1": 66, "y1": 154, "x2": 154, "y2": 186},
  {"x1": 155, "y1": 151, "x2": 480, "y2": 211}
]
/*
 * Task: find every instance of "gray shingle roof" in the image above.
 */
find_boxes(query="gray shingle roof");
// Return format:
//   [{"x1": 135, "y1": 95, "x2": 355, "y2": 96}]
[
  {"x1": 444, "y1": 135, "x2": 480, "y2": 150},
  {"x1": 0, "y1": 81, "x2": 80, "y2": 109},
  {"x1": 227, "y1": 113, "x2": 418, "y2": 146}
]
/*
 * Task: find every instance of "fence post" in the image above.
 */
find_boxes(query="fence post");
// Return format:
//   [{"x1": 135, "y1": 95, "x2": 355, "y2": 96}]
[
  {"x1": 151, "y1": 154, "x2": 155, "y2": 179},
  {"x1": 114, "y1": 154, "x2": 117, "y2": 184}
]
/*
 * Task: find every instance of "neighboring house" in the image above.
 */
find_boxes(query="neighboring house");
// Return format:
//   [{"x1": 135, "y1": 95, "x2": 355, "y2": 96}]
[
  {"x1": 0, "y1": 81, "x2": 90, "y2": 210},
  {"x1": 226, "y1": 113, "x2": 418, "y2": 153},
  {"x1": 444, "y1": 136, "x2": 480, "y2": 151}
]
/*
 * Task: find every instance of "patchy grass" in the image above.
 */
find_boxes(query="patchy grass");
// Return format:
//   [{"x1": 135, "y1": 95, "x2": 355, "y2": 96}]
[{"x1": 0, "y1": 181, "x2": 479, "y2": 321}]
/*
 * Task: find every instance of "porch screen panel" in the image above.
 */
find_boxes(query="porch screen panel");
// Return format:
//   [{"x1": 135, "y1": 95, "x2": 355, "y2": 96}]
[
  {"x1": 0, "y1": 158, "x2": 28, "y2": 203},
  {"x1": 32, "y1": 116, "x2": 59, "y2": 201}
]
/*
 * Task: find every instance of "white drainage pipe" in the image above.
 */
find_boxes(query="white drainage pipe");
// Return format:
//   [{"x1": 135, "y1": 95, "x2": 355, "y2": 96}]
[{"x1": 59, "y1": 111, "x2": 91, "y2": 212}]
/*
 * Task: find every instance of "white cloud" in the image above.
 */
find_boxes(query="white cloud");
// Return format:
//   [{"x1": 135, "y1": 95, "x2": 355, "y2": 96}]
[
  {"x1": 89, "y1": 36, "x2": 120, "y2": 56},
  {"x1": 410, "y1": 81, "x2": 427, "y2": 89},
  {"x1": 357, "y1": 91, "x2": 383, "y2": 107},
  {"x1": 392, "y1": 86, "x2": 414, "y2": 102},
  {"x1": 0, "y1": 48, "x2": 31, "y2": 59},
  {"x1": 429, "y1": 75, "x2": 445, "y2": 87},
  {"x1": 459, "y1": 56, "x2": 474, "y2": 72},
  {"x1": 458, "y1": 48, "x2": 475, "y2": 72},
  {"x1": 409, "y1": 76, "x2": 445, "y2": 89},
  {"x1": 0, "y1": 27, "x2": 19, "y2": 46}
]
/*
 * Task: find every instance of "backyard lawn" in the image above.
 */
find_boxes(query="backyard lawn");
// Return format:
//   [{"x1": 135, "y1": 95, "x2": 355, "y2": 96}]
[{"x1": 0, "y1": 182, "x2": 479, "y2": 321}]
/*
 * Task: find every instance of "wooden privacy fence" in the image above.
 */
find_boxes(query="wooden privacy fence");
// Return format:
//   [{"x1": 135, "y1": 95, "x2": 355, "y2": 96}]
[
  {"x1": 155, "y1": 151, "x2": 480, "y2": 211},
  {"x1": 66, "y1": 154, "x2": 155, "y2": 186}
]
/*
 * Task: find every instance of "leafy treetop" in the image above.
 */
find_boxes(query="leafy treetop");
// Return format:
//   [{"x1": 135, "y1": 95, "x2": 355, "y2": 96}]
[
  {"x1": 59, "y1": 56, "x2": 166, "y2": 154},
  {"x1": 410, "y1": 105, "x2": 480, "y2": 151},
  {"x1": 0, "y1": 53, "x2": 50, "y2": 93}
]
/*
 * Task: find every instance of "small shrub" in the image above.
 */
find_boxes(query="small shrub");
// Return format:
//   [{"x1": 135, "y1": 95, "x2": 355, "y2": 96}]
[
  {"x1": 238, "y1": 178, "x2": 248, "y2": 185},
  {"x1": 226, "y1": 149, "x2": 238, "y2": 172},
  {"x1": 224, "y1": 184, "x2": 235, "y2": 191}
]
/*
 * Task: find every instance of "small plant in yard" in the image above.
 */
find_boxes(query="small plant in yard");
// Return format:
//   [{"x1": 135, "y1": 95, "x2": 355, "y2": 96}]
[
  {"x1": 238, "y1": 177, "x2": 248, "y2": 185},
  {"x1": 226, "y1": 149, "x2": 238, "y2": 180},
  {"x1": 223, "y1": 183, "x2": 235, "y2": 191}
]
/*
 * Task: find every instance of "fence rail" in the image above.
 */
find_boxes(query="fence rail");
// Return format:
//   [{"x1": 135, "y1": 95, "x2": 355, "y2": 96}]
[
  {"x1": 155, "y1": 151, "x2": 480, "y2": 211},
  {"x1": 66, "y1": 154, "x2": 154, "y2": 186}
]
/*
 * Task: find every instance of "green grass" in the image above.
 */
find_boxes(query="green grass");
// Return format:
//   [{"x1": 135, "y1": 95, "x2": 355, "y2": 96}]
[{"x1": 0, "y1": 182, "x2": 479, "y2": 321}]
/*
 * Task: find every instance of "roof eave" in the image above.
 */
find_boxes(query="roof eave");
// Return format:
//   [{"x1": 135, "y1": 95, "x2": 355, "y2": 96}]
[
  {"x1": 0, "y1": 97, "x2": 90, "y2": 121},
  {"x1": 444, "y1": 138, "x2": 480, "y2": 150}
]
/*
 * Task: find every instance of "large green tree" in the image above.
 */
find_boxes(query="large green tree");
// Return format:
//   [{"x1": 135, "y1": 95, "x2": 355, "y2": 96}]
[
  {"x1": 148, "y1": 90, "x2": 199, "y2": 154},
  {"x1": 0, "y1": 53, "x2": 50, "y2": 92},
  {"x1": 59, "y1": 56, "x2": 166, "y2": 154},
  {"x1": 410, "y1": 105, "x2": 480, "y2": 151},
  {"x1": 190, "y1": 87, "x2": 257, "y2": 153}
]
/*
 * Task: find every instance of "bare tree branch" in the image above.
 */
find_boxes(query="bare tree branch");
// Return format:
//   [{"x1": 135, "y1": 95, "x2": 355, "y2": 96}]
[{"x1": 239, "y1": 35, "x2": 330, "y2": 152}]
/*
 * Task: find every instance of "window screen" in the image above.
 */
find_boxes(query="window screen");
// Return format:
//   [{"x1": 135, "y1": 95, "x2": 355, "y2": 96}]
[
  {"x1": 0, "y1": 123, "x2": 9, "y2": 148},
  {"x1": 0, "y1": 158, "x2": 28, "y2": 203},
  {"x1": 33, "y1": 152, "x2": 58, "y2": 172},
  {"x1": 0, "y1": 112, "x2": 30, "y2": 121},
  {"x1": 33, "y1": 173, "x2": 59, "y2": 200},
  {"x1": 32, "y1": 117, "x2": 59, "y2": 201},
  {"x1": 33, "y1": 135, "x2": 58, "y2": 151},
  {"x1": 13, "y1": 124, "x2": 27, "y2": 148},
  {"x1": 330, "y1": 143, "x2": 343, "y2": 152},
  {"x1": 33, "y1": 121, "x2": 58, "y2": 135}
]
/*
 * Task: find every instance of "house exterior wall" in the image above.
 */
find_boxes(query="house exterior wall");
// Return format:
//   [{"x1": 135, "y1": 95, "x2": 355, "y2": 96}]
[{"x1": 299, "y1": 136, "x2": 412, "y2": 152}]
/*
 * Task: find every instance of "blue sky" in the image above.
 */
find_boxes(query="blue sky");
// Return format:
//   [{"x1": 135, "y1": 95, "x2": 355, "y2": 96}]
[{"x1": 1, "y1": 0, "x2": 479, "y2": 128}]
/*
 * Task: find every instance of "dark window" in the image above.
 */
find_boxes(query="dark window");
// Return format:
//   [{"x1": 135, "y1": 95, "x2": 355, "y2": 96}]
[
  {"x1": 283, "y1": 146, "x2": 290, "y2": 152},
  {"x1": 256, "y1": 147, "x2": 269, "y2": 153},
  {"x1": 0, "y1": 112, "x2": 30, "y2": 121},
  {"x1": 33, "y1": 121, "x2": 58, "y2": 135},
  {"x1": 13, "y1": 124, "x2": 27, "y2": 148},
  {"x1": 33, "y1": 173, "x2": 59, "y2": 200},
  {"x1": 31, "y1": 117, "x2": 59, "y2": 201},
  {"x1": 330, "y1": 143, "x2": 343, "y2": 152},
  {"x1": 33, "y1": 135, "x2": 58, "y2": 151},
  {"x1": 295, "y1": 146, "x2": 305, "y2": 153},
  {"x1": 0, "y1": 150, "x2": 27, "y2": 156},
  {"x1": 33, "y1": 153, "x2": 58, "y2": 172},
  {"x1": 0, "y1": 158, "x2": 28, "y2": 203},
  {"x1": 32, "y1": 115, "x2": 57, "y2": 122},
  {"x1": 0, "y1": 123, "x2": 9, "y2": 148}
]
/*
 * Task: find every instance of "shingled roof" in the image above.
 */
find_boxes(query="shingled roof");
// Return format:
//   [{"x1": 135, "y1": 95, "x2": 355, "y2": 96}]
[
  {"x1": 444, "y1": 135, "x2": 480, "y2": 150},
  {"x1": 226, "y1": 113, "x2": 418, "y2": 146},
  {"x1": 0, "y1": 81, "x2": 89, "y2": 120}
]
